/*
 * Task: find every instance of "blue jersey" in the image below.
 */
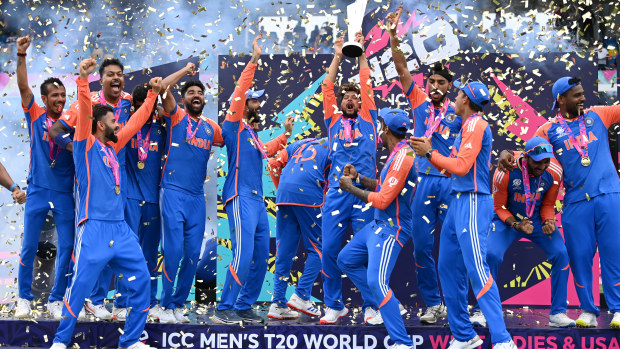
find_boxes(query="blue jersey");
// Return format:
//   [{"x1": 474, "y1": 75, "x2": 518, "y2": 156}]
[
  {"x1": 322, "y1": 67, "x2": 378, "y2": 188},
  {"x1": 73, "y1": 77, "x2": 157, "y2": 224},
  {"x1": 367, "y1": 144, "x2": 417, "y2": 246},
  {"x1": 160, "y1": 106, "x2": 223, "y2": 196},
  {"x1": 23, "y1": 98, "x2": 74, "y2": 193},
  {"x1": 406, "y1": 83, "x2": 461, "y2": 177},
  {"x1": 126, "y1": 119, "x2": 166, "y2": 203},
  {"x1": 221, "y1": 61, "x2": 288, "y2": 205},
  {"x1": 270, "y1": 138, "x2": 331, "y2": 207},
  {"x1": 536, "y1": 106, "x2": 620, "y2": 204}
]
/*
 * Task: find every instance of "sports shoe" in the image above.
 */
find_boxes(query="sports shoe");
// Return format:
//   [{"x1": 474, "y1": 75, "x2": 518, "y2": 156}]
[
  {"x1": 78, "y1": 306, "x2": 88, "y2": 321},
  {"x1": 236, "y1": 308, "x2": 264, "y2": 323},
  {"x1": 267, "y1": 303, "x2": 299, "y2": 319},
  {"x1": 611, "y1": 312, "x2": 620, "y2": 329},
  {"x1": 147, "y1": 305, "x2": 163, "y2": 322},
  {"x1": 387, "y1": 344, "x2": 414, "y2": 349},
  {"x1": 364, "y1": 307, "x2": 380, "y2": 325},
  {"x1": 85, "y1": 300, "x2": 112, "y2": 320},
  {"x1": 366, "y1": 309, "x2": 384, "y2": 325},
  {"x1": 549, "y1": 312, "x2": 575, "y2": 328},
  {"x1": 211, "y1": 309, "x2": 243, "y2": 325},
  {"x1": 420, "y1": 303, "x2": 447, "y2": 324},
  {"x1": 124, "y1": 341, "x2": 156, "y2": 349},
  {"x1": 112, "y1": 307, "x2": 128, "y2": 322},
  {"x1": 50, "y1": 343, "x2": 67, "y2": 349},
  {"x1": 287, "y1": 293, "x2": 321, "y2": 317},
  {"x1": 470, "y1": 310, "x2": 487, "y2": 327},
  {"x1": 47, "y1": 301, "x2": 63, "y2": 320},
  {"x1": 493, "y1": 339, "x2": 517, "y2": 348},
  {"x1": 158, "y1": 308, "x2": 177, "y2": 324},
  {"x1": 320, "y1": 307, "x2": 348, "y2": 324},
  {"x1": 447, "y1": 335, "x2": 483, "y2": 349},
  {"x1": 174, "y1": 307, "x2": 190, "y2": 324},
  {"x1": 575, "y1": 311, "x2": 598, "y2": 328},
  {"x1": 399, "y1": 303, "x2": 407, "y2": 315},
  {"x1": 14, "y1": 298, "x2": 31, "y2": 319}
]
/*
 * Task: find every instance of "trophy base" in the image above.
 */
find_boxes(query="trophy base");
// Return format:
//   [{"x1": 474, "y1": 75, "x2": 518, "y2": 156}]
[{"x1": 342, "y1": 41, "x2": 364, "y2": 58}]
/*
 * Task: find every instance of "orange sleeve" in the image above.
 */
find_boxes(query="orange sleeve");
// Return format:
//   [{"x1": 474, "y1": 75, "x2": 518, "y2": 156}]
[
  {"x1": 163, "y1": 106, "x2": 187, "y2": 128},
  {"x1": 22, "y1": 97, "x2": 46, "y2": 123},
  {"x1": 534, "y1": 122, "x2": 552, "y2": 141},
  {"x1": 589, "y1": 105, "x2": 620, "y2": 128},
  {"x1": 322, "y1": 79, "x2": 340, "y2": 128},
  {"x1": 267, "y1": 149, "x2": 289, "y2": 189},
  {"x1": 264, "y1": 133, "x2": 288, "y2": 157},
  {"x1": 226, "y1": 62, "x2": 257, "y2": 123},
  {"x1": 367, "y1": 150, "x2": 414, "y2": 210},
  {"x1": 75, "y1": 77, "x2": 93, "y2": 142},
  {"x1": 61, "y1": 101, "x2": 80, "y2": 129},
  {"x1": 359, "y1": 67, "x2": 376, "y2": 123},
  {"x1": 540, "y1": 159, "x2": 563, "y2": 222},
  {"x1": 113, "y1": 90, "x2": 157, "y2": 152},
  {"x1": 406, "y1": 83, "x2": 428, "y2": 111},
  {"x1": 206, "y1": 119, "x2": 224, "y2": 147},
  {"x1": 430, "y1": 119, "x2": 486, "y2": 176},
  {"x1": 492, "y1": 168, "x2": 513, "y2": 223}
]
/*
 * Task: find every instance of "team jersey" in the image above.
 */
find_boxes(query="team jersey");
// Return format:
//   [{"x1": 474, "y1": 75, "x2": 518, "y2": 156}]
[
  {"x1": 406, "y1": 83, "x2": 461, "y2": 176},
  {"x1": 268, "y1": 137, "x2": 331, "y2": 207},
  {"x1": 73, "y1": 77, "x2": 157, "y2": 224},
  {"x1": 22, "y1": 98, "x2": 75, "y2": 193},
  {"x1": 161, "y1": 106, "x2": 223, "y2": 196},
  {"x1": 535, "y1": 106, "x2": 620, "y2": 204},
  {"x1": 430, "y1": 114, "x2": 493, "y2": 194},
  {"x1": 492, "y1": 152, "x2": 563, "y2": 223},
  {"x1": 367, "y1": 143, "x2": 417, "y2": 246},
  {"x1": 222, "y1": 61, "x2": 288, "y2": 205},
  {"x1": 322, "y1": 67, "x2": 378, "y2": 188},
  {"x1": 125, "y1": 119, "x2": 166, "y2": 203}
]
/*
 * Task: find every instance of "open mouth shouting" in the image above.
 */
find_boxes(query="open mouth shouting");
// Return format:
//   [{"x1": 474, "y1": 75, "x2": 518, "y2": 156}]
[{"x1": 110, "y1": 80, "x2": 122, "y2": 94}]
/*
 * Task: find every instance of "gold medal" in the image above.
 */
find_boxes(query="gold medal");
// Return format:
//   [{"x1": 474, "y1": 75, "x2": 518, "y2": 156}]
[
  {"x1": 50, "y1": 160, "x2": 56, "y2": 169},
  {"x1": 115, "y1": 185, "x2": 120, "y2": 195},
  {"x1": 581, "y1": 157, "x2": 591, "y2": 167},
  {"x1": 137, "y1": 161, "x2": 145, "y2": 170}
]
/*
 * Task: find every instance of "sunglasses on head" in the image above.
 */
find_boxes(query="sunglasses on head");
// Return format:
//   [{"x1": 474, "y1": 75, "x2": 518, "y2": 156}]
[{"x1": 525, "y1": 144, "x2": 553, "y2": 156}]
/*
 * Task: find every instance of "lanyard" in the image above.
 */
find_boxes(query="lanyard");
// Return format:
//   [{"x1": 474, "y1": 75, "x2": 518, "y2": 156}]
[
  {"x1": 136, "y1": 123, "x2": 152, "y2": 163},
  {"x1": 386, "y1": 139, "x2": 408, "y2": 165},
  {"x1": 520, "y1": 157, "x2": 541, "y2": 218},
  {"x1": 555, "y1": 112, "x2": 589, "y2": 165},
  {"x1": 424, "y1": 98, "x2": 450, "y2": 137},
  {"x1": 342, "y1": 117, "x2": 355, "y2": 144},
  {"x1": 186, "y1": 115, "x2": 202, "y2": 140},
  {"x1": 98, "y1": 90, "x2": 122, "y2": 120},
  {"x1": 45, "y1": 115, "x2": 62, "y2": 167},
  {"x1": 245, "y1": 124, "x2": 268, "y2": 159},
  {"x1": 100, "y1": 141, "x2": 120, "y2": 194}
]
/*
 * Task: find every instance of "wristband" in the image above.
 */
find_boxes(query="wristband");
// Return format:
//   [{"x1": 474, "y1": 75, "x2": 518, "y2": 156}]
[
  {"x1": 355, "y1": 174, "x2": 361, "y2": 184},
  {"x1": 511, "y1": 221, "x2": 519, "y2": 230},
  {"x1": 17, "y1": 52, "x2": 27, "y2": 57},
  {"x1": 54, "y1": 132, "x2": 73, "y2": 150},
  {"x1": 9, "y1": 184, "x2": 19, "y2": 191}
]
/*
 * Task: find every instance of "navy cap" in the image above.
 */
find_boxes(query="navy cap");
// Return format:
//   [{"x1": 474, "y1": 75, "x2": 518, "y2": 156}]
[
  {"x1": 551, "y1": 77, "x2": 581, "y2": 109},
  {"x1": 380, "y1": 108, "x2": 411, "y2": 135},
  {"x1": 524, "y1": 136, "x2": 554, "y2": 162},
  {"x1": 228, "y1": 89, "x2": 265, "y2": 103},
  {"x1": 453, "y1": 79, "x2": 490, "y2": 108}
]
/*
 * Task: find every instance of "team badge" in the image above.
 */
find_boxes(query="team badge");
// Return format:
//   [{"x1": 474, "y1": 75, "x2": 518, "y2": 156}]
[
  {"x1": 555, "y1": 126, "x2": 566, "y2": 137},
  {"x1": 584, "y1": 117, "x2": 594, "y2": 127},
  {"x1": 445, "y1": 113, "x2": 456, "y2": 123},
  {"x1": 205, "y1": 126, "x2": 212, "y2": 136},
  {"x1": 512, "y1": 178, "x2": 522, "y2": 190}
]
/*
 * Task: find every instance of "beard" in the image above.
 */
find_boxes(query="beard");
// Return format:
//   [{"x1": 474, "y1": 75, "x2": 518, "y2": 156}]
[
  {"x1": 106, "y1": 126, "x2": 118, "y2": 143},
  {"x1": 246, "y1": 109, "x2": 260, "y2": 124},
  {"x1": 185, "y1": 98, "x2": 205, "y2": 116}
]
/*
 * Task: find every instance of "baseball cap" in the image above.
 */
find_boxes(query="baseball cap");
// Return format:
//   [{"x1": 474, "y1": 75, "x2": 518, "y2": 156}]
[
  {"x1": 551, "y1": 76, "x2": 581, "y2": 109},
  {"x1": 228, "y1": 89, "x2": 265, "y2": 103},
  {"x1": 379, "y1": 108, "x2": 411, "y2": 135},
  {"x1": 524, "y1": 136, "x2": 554, "y2": 162},
  {"x1": 453, "y1": 79, "x2": 490, "y2": 108}
]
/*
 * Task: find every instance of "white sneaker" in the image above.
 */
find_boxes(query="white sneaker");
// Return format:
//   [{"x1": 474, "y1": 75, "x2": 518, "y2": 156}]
[
  {"x1": 575, "y1": 311, "x2": 598, "y2": 328},
  {"x1": 50, "y1": 343, "x2": 67, "y2": 349},
  {"x1": 268, "y1": 303, "x2": 300, "y2": 319},
  {"x1": 399, "y1": 303, "x2": 407, "y2": 315},
  {"x1": 47, "y1": 301, "x2": 63, "y2": 320},
  {"x1": 159, "y1": 308, "x2": 177, "y2": 324},
  {"x1": 364, "y1": 307, "x2": 381, "y2": 325},
  {"x1": 286, "y1": 293, "x2": 321, "y2": 317},
  {"x1": 174, "y1": 307, "x2": 190, "y2": 324},
  {"x1": 611, "y1": 312, "x2": 620, "y2": 329},
  {"x1": 448, "y1": 335, "x2": 483, "y2": 349},
  {"x1": 387, "y1": 344, "x2": 414, "y2": 349},
  {"x1": 112, "y1": 307, "x2": 128, "y2": 322},
  {"x1": 470, "y1": 310, "x2": 487, "y2": 327},
  {"x1": 78, "y1": 306, "x2": 88, "y2": 321},
  {"x1": 366, "y1": 309, "x2": 384, "y2": 325},
  {"x1": 420, "y1": 303, "x2": 447, "y2": 324},
  {"x1": 125, "y1": 341, "x2": 156, "y2": 349},
  {"x1": 14, "y1": 298, "x2": 31, "y2": 319},
  {"x1": 85, "y1": 300, "x2": 112, "y2": 320},
  {"x1": 319, "y1": 307, "x2": 348, "y2": 324},
  {"x1": 493, "y1": 339, "x2": 517, "y2": 348},
  {"x1": 147, "y1": 305, "x2": 163, "y2": 322},
  {"x1": 549, "y1": 312, "x2": 575, "y2": 328}
]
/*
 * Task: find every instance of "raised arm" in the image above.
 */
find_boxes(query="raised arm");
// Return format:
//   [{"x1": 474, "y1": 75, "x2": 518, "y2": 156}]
[
  {"x1": 161, "y1": 85, "x2": 178, "y2": 116},
  {"x1": 267, "y1": 149, "x2": 289, "y2": 189},
  {"x1": 325, "y1": 36, "x2": 344, "y2": 84},
  {"x1": 387, "y1": 9, "x2": 413, "y2": 95},
  {"x1": 113, "y1": 78, "x2": 162, "y2": 151},
  {"x1": 16, "y1": 36, "x2": 33, "y2": 107},
  {"x1": 75, "y1": 58, "x2": 98, "y2": 142},
  {"x1": 162, "y1": 61, "x2": 196, "y2": 94},
  {"x1": 226, "y1": 35, "x2": 262, "y2": 123},
  {"x1": 264, "y1": 116, "x2": 293, "y2": 156},
  {"x1": 322, "y1": 36, "x2": 344, "y2": 128}
]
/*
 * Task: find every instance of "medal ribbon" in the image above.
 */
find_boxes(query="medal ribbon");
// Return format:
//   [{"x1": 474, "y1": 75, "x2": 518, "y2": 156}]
[
  {"x1": 424, "y1": 98, "x2": 450, "y2": 137},
  {"x1": 100, "y1": 142, "x2": 120, "y2": 189},
  {"x1": 137, "y1": 124, "x2": 152, "y2": 162},
  {"x1": 245, "y1": 124, "x2": 268, "y2": 159},
  {"x1": 556, "y1": 112, "x2": 589, "y2": 160},
  {"x1": 186, "y1": 115, "x2": 202, "y2": 140},
  {"x1": 520, "y1": 157, "x2": 541, "y2": 218},
  {"x1": 99, "y1": 90, "x2": 122, "y2": 120},
  {"x1": 342, "y1": 117, "x2": 355, "y2": 144},
  {"x1": 386, "y1": 139, "x2": 408, "y2": 165},
  {"x1": 45, "y1": 115, "x2": 62, "y2": 163}
]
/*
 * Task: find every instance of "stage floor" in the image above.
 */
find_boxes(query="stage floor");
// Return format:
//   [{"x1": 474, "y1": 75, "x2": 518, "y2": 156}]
[{"x1": 1, "y1": 305, "x2": 619, "y2": 348}]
